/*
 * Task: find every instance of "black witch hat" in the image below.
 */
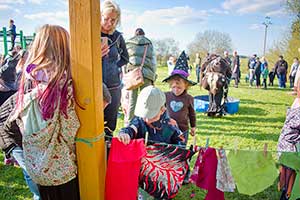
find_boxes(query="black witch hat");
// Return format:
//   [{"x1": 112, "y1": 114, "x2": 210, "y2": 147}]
[{"x1": 163, "y1": 51, "x2": 197, "y2": 85}]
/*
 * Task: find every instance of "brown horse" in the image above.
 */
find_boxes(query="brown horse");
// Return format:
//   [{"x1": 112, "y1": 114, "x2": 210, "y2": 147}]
[{"x1": 200, "y1": 54, "x2": 231, "y2": 116}]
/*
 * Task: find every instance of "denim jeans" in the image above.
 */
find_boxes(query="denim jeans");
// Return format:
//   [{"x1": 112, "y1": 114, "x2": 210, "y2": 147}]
[
  {"x1": 127, "y1": 78, "x2": 153, "y2": 122},
  {"x1": 290, "y1": 75, "x2": 295, "y2": 88},
  {"x1": 11, "y1": 147, "x2": 41, "y2": 200},
  {"x1": 249, "y1": 69, "x2": 255, "y2": 86},
  {"x1": 278, "y1": 74, "x2": 286, "y2": 88}
]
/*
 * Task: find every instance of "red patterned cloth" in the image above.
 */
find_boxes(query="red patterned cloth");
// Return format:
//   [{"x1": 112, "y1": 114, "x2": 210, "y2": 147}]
[
  {"x1": 190, "y1": 147, "x2": 224, "y2": 200},
  {"x1": 105, "y1": 138, "x2": 146, "y2": 200},
  {"x1": 139, "y1": 144, "x2": 194, "y2": 199}
]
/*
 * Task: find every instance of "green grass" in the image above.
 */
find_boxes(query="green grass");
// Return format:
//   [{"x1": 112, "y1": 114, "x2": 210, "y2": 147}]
[
  {"x1": 0, "y1": 65, "x2": 294, "y2": 199},
  {"x1": 0, "y1": 156, "x2": 32, "y2": 200}
]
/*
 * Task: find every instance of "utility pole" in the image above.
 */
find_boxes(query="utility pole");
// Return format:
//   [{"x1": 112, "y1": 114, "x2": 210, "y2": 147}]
[{"x1": 262, "y1": 16, "x2": 272, "y2": 56}]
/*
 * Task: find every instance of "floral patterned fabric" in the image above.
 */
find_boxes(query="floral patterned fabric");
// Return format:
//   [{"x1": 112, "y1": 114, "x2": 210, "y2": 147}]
[
  {"x1": 139, "y1": 144, "x2": 194, "y2": 199},
  {"x1": 216, "y1": 149, "x2": 236, "y2": 192},
  {"x1": 278, "y1": 107, "x2": 300, "y2": 154},
  {"x1": 20, "y1": 83, "x2": 79, "y2": 186}
]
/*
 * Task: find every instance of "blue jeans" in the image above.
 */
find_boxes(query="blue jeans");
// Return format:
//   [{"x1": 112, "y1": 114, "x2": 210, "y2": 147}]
[
  {"x1": 278, "y1": 74, "x2": 286, "y2": 88},
  {"x1": 11, "y1": 147, "x2": 41, "y2": 200}
]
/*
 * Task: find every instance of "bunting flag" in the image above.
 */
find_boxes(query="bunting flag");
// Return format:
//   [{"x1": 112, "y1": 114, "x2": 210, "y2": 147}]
[{"x1": 139, "y1": 143, "x2": 194, "y2": 199}]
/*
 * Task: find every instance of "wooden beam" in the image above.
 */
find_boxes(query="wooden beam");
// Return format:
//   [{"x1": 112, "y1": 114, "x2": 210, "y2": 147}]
[{"x1": 69, "y1": 0, "x2": 105, "y2": 199}]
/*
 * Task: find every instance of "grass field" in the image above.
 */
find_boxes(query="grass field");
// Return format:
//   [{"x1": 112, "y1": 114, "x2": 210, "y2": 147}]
[{"x1": 0, "y1": 64, "x2": 295, "y2": 200}]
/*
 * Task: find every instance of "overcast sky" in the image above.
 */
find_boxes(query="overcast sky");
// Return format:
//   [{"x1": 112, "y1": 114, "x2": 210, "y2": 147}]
[{"x1": 0, "y1": 0, "x2": 294, "y2": 56}]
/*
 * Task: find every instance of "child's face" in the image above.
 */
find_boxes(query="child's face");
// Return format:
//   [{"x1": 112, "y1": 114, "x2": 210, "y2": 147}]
[
  {"x1": 169, "y1": 77, "x2": 188, "y2": 96},
  {"x1": 144, "y1": 107, "x2": 166, "y2": 124}
]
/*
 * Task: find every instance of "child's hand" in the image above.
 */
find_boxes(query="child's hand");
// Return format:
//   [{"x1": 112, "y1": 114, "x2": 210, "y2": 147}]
[
  {"x1": 118, "y1": 133, "x2": 131, "y2": 145},
  {"x1": 179, "y1": 134, "x2": 186, "y2": 142},
  {"x1": 190, "y1": 127, "x2": 196, "y2": 136},
  {"x1": 169, "y1": 118, "x2": 178, "y2": 127}
]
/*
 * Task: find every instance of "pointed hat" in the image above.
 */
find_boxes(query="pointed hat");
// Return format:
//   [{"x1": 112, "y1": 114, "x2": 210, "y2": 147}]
[{"x1": 163, "y1": 51, "x2": 197, "y2": 85}]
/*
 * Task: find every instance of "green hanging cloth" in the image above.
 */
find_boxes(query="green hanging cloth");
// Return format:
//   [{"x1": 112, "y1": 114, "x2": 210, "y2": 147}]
[
  {"x1": 227, "y1": 150, "x2": 278, "y2": 196},
  {"x1": 279, "y1": 152, "x2": 300, "y2": 200}
]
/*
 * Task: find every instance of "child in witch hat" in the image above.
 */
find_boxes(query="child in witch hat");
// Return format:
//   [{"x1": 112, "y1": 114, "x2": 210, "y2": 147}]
[{"x1": 163, "y1": 51, "x2": 197, "y2": 184}]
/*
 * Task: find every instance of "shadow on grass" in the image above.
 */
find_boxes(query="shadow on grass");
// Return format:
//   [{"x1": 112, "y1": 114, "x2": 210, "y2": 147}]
[
  {"x1": 194, "y1": 111, "x2": 283, "y2": 142},
  {"x1": 241, "y1": 99, "x2": 290, "y2": 106},
  {"x1": 225, "y1": 115, "x2": 286, "y2": 124},
  {"x1": 197, "y1": 113, "x2": 285, "y2": 125},
  {"x1": 197, "y1": 127, "x2": 279, "y2": 142},
  {"x1": 262, "y1": 86, "x2": 293, "y2": 92},
  {"x1": 237, "y1": 105, "x2": 268, "y2": 115}
]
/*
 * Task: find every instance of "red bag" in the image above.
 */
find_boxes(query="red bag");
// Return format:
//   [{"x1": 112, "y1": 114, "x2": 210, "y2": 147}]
[{"x1": 105, "y1": 138, "x2": 146, "y2": 200}]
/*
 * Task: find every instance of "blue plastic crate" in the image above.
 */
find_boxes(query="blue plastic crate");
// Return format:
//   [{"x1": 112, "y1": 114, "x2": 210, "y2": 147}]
[
  {"x1": 194, "y1": 95, "x2": 239, "y2": 114},
  {"x1": 225, "y1": 97, "x2": 240, "y2": 114},
  {"x1": 194, "y1": 95, "x2": 209, "y2": 112}
]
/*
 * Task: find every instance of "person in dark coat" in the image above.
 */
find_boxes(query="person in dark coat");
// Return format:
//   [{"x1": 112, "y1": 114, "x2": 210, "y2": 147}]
[
  {"x1": 254, "y1": 57, "x2": 261, "y2": 88},
  {"x1": 269, "y1": 67, "x2": 276, "y2": 86},
  {"x1": 231, "y1": 51, "x2": 240, "y2": 88},
  {"x1": 101, "y1": 0, "x2": 129, "y2": 138},
  {"x1": 275, "y1": 55, "x2": 288, "y2": 88}
]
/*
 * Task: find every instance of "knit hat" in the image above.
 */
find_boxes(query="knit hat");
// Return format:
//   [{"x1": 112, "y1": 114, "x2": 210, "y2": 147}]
[
  {"x1": 134, "y1": 85, "x2": 166, "y2": 119},
  {"x1": 162, "y1": 51, "x2": 197, "y2": 85}
]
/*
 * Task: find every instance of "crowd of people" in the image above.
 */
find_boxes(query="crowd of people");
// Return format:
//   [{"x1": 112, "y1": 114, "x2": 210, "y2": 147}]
[
  {"x1": 190, "y1": 51, "x2": 299, "y2": 91},
  {"x1": 0, "y1": 0, "x2": 300, "y2": 199}
]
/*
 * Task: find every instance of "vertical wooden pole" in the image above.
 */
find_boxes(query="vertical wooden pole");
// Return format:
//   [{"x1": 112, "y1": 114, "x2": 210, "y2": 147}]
[{"x1": 69, "y1": 0, "x2": 105, "y2": 200}]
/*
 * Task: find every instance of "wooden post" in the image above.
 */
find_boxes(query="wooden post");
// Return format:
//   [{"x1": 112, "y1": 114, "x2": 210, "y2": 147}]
[{"x1": 69, "y1": 0, "x2": 105, "y2": 200}]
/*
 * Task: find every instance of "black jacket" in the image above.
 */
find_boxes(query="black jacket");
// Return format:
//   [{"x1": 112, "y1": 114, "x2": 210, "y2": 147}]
[{"x1": 275, "y1": 59, "x2": 288, "y2": 75}]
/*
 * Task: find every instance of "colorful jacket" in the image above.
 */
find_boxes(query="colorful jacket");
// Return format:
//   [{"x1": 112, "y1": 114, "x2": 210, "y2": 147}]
[{"x1": 262, "y1": 68, "x2": 269, "y2": 79}]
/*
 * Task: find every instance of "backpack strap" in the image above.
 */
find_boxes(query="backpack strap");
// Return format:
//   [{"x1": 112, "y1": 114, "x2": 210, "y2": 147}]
[{"x1": 139, "y1": 45, "x2": 148, "y2": 69}]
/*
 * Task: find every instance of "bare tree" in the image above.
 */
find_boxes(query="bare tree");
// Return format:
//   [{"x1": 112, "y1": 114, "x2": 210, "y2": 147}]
[
  {"x1": 187, "y1": 30, "x2": 233, "y2": 57},
  {"x1": 152, "y1": 38, "x2": 180, "y2": 66}
]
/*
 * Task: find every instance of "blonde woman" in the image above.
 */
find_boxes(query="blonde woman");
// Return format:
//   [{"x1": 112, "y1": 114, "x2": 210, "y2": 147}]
[
  {"x1": 101, "y1": 0, "x2": 129, "y2": 138},
  {"x1": 13, "y1": 24, "x2": 80, "y2": 200}
]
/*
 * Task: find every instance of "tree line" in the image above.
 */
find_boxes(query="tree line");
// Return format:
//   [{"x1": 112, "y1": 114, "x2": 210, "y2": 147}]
[{"x1": 266, "y1": 0, "x2": 300, "y2": 68}]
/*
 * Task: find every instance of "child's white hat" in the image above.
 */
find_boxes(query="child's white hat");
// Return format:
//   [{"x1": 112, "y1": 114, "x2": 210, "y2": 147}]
[{"x1": 134, "y1": 85, "x2": 166, "y2": 119}]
